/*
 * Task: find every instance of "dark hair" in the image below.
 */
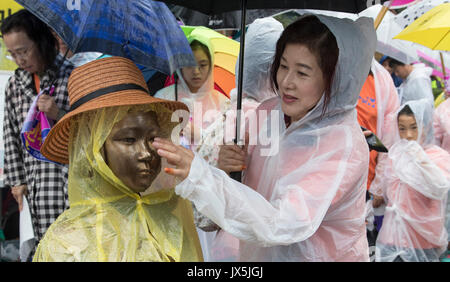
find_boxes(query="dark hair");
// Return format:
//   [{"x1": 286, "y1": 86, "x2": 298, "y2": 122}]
[
  {"x1": 388, "y1": 58, "x2": 405, "y2": 69},
  {"x1": 190, "y1": 40, "x2": 212, "y2": 69},
  {"x1": 1, "y1": 9, "x2": 58, "y2": 71},
  {"x1": 397, "y1": 104, "x2": 414, "y2": 119},
  {"x1": 270, "y1": 15, "x2": 339, "y2": 117}
]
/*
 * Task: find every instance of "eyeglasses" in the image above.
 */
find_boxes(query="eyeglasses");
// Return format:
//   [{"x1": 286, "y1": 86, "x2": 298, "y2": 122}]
[{"x1": 6, "y1": 43, "x2": 35, "y2": 61}]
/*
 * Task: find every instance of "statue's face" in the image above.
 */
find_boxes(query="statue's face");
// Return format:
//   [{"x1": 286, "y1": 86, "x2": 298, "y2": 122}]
[{"x1": 104, "y1": 111, "x2": 161, "y2": 193}]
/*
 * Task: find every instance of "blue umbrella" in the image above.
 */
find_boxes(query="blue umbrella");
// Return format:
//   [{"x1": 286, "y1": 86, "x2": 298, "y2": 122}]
[{"x1": 14, "y1": 0, "x2": 196, "y2": 75}]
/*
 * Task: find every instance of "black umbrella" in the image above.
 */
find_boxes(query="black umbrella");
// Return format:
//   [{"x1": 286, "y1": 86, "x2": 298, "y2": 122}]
[
  {"x1": 156, "y1": 0, "x2": 389, "y2": 181},
  {"x1": 169, "y1": 5, "x2": 285, "y2": 29}
]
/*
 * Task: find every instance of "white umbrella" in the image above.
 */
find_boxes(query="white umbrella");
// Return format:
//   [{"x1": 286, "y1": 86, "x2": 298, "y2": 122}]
[
  {"x1": 394, "y1": 0, "x2": 450, "y2": 29},
  {"x1": 359, "y1": 4, "x2": 419, "y2": 64}
]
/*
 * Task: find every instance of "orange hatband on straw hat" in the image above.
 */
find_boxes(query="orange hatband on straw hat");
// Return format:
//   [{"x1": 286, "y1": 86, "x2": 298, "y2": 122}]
[{"x1": 41, "y1": 56, "x2": 188, "y2": 164}]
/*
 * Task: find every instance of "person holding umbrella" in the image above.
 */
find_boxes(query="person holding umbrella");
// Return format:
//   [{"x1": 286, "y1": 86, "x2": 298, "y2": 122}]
[
  {"x1": 1, "y1": 9, "x2": 73, "y2": 258},
  {"x1": 152, "y1": 14, "x2": 376, "y2": 261}
]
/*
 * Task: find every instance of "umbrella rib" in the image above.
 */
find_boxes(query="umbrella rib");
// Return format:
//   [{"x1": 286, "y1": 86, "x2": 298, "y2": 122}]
[{"x1": 433, "y1": 29, "x2": 450, "y2": 50}]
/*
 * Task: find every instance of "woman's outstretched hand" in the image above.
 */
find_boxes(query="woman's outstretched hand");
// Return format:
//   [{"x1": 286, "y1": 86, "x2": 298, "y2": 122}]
[{"x1": 152, "y1": 137, "x2": 194, "y2": 181}]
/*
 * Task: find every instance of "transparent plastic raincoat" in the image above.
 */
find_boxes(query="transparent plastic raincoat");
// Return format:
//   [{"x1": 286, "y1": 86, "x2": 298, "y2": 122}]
[
  {"x1": 210, "y1": 17, "x2": 284, "y2": 262},
  {"x1": 370, "y1": 59, "x2": 401, "y2": 147},
  {"x1": 398, "y1": 63, "x2": 434, "y2": 106},
  {"x1": 228, "y1": 17, "x2": 284, "y2": 113},
  {"x1": 371, "y1": 99, "x2": 450, "y2": 262},
  {"x1": 433, "y1": 98, "x2": 450, "y2": 239},
  {"x1": 33, "y1": 105, "x2": 203, "y2": 261},
  {"x1": 175, "y1": 15, "x2": 376, "y2": 261},
  {"x1": 362, "y1": 59, "x2": 400, "y2": 193},
  {"x1": 434, "y1": 98, "x2": 450, "y2": 153}
]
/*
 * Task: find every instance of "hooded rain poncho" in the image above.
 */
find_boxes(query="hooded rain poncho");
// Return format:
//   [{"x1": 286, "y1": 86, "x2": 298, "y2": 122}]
[
  {"x1": 33, "y1": 105, "x2": 203, "y2": 261},
  {"x1": 371, "y1": 99, "x2": 450, "y2": 262},
  {"x1": 175, "y1": 15, "x2": 376, "y2": 262},
  {"x1": 397, "y1": 63, "x2": 434, "y2": 106}
]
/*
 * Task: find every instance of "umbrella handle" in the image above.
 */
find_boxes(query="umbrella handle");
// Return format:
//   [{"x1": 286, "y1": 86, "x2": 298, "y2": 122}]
[
  {"x1": 229, "y1": 137, "x2": 242, "y2": 182},
  {"x1": 440, "y1": 52, "x2": 447, "y2": 78},
  {"x1": 230, "y1": 171, "x2": 242, "y2": 182},
  {"x1": 373, "y1": 2, "x2": 391, "y2": 30},
  {"x1": 175, "y1": 73, "x2": 178, "y2": 101}
]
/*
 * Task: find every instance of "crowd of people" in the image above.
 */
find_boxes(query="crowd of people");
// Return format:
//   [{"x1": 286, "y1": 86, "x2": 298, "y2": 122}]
[{"x1": 0, "y1": 7, "x2": 449, "y2": 262}]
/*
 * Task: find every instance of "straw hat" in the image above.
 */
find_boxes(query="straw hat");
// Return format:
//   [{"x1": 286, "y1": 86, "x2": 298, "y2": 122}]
[{"x1": 41, "y1": 56, "x2": 188, "y2": 164}]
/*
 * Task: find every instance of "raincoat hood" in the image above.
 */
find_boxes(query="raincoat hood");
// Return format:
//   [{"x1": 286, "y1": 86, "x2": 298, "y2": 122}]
[
  {"x1": 175, "y1": 26, "x2": 216, "y2": 102},
  {"x1": 234, "y1": 17, "x2": 284, "y2": 103},
  {"x1": 34, "y1": 105, "x2": 203, "y2": 261},
  {"x1": 408, "y1": 63, "x2": 433, "y2": 81},
  {"x1": 395, "y1": 99, "x2": 435, "y2": 146},
  {"x1": 398, "y1": 63, "x2": 434, "y2": 106},
  {"x1": 283, "y1": 15, "x2": 376, "y2": 132}
]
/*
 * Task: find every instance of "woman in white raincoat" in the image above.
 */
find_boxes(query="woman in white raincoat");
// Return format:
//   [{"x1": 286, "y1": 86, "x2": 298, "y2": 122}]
[
  {"x1": 153, "y1": 15, "x2": 376, "y2": 261},
  {"x1": 371, "y1": 99, "x2": 450, "y2": 262},
  {"x1": 32, "y1": 57, "x2": 203, "y2": 262}
]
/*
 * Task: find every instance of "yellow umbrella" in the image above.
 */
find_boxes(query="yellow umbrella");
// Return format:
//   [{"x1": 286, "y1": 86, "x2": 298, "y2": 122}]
[
  {"x1": 0, "y1": 0, "x2": 23, "y2": 71},
  {"x1": 394, "y1": 3, "x2": 450, "y2": 51}
]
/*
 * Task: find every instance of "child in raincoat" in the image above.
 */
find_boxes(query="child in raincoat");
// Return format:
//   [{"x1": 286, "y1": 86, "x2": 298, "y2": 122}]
[
  {"x1": 154, "y1": 28, "x2": 230, "y2": 261},
  {"x1": 32, "y1": 56, "x2": 203, "y2": 262},
  {"x1": 155, "y1": 35, "x2": 229, "y2": 155},
  {"x1": 153, "y1": 14, "x2": 376, "y2": 261},
  {"x1": 371, "y1": 99, "x2": 450, "y2": 262}
]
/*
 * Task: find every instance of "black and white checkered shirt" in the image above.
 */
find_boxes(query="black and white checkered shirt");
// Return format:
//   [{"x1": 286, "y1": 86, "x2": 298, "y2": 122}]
[{"x1": 3, "y1": 54, "x2": 74, "y2": 243}]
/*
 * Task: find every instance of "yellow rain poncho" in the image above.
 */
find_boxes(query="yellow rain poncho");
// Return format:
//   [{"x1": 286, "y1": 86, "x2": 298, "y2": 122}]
[{"x1": 33, "y1": 105, "x2": 203, "y2": 261}]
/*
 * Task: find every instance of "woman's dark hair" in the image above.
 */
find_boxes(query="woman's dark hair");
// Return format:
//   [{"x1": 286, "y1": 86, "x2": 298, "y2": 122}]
[
  {"x1": 270, "y1": 15, "x2": 339, "y2": 117},
  {"x1": 397, "y1": 104, "x2": 414, "y2": 119},
  {"x1": 1, "y1": 9, "x2": 58, "y2": 71},
  {"x1": 190, "y1": 40, "x2": 212, "y2": 69}
]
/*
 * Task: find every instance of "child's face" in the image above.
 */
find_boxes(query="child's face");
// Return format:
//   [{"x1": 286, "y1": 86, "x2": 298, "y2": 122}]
[
  {"x1": 181, "y1": 48, "x2": 211, "y2": 93},
  {"x1": 398, "y1": 114, "x2": 418, "y2": 141},
  {"x1": 104, "y1": 111, "x2": 161, "y2": 193}
]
